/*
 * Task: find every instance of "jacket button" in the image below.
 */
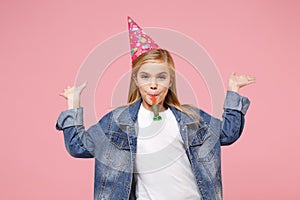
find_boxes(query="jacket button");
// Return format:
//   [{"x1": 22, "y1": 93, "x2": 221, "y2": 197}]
[{"x1": 198, "y1": 180, "x2": 203, "y2": 185}]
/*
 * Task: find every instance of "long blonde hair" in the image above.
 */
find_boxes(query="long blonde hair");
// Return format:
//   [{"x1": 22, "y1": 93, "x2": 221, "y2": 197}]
[{"x1": 127, "y1": 49, "x2": 202, "y2": 122}]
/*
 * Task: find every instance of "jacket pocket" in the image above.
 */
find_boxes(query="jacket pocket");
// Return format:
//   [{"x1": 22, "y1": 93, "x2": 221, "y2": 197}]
[
  {"x1": 106, "y1": 130, "x2": 130, "y2": 150},
  {"x1": 102, "y1": 137, "x2": 131, "y2": 171},
  {"x1": 188, "y1": 123, "x2": 209, "y2": 146},
  {"x1": 187, "y1": 124, "x2": 218, "y2": 162}
]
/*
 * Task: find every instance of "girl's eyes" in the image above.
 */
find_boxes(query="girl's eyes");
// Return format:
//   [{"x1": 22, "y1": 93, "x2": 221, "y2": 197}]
[
  {"x1": 139, "y1": 74, "x2": 167, "y2": 80},
  {"x1": 157, "y1": 75, "x2": 166, "y2": 80},
  {"x1": 141, "y1": 75, "x2": 149, "y2": 79}
]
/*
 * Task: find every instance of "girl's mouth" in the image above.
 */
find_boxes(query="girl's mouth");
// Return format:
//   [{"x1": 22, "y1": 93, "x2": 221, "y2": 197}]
[
  {"x1": 148, "y1": 94, "x2": 159, "y2": 104},
  {"x1": 148, "y1": 94, "x2": 158, "y2": 100}
]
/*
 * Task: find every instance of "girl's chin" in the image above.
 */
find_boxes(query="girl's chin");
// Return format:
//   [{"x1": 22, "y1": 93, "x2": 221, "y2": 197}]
[{"x1": 141, "y1": 101, "x2": 152, "y2": 110}]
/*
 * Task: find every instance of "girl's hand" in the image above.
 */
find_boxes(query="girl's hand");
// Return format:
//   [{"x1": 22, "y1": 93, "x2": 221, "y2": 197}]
[
  {"x1": 227, "y1": 72, "x2": 255, "y2": 93},
  {"x1": 59, "y1": 82, "x2": 87, "y2": 109}
]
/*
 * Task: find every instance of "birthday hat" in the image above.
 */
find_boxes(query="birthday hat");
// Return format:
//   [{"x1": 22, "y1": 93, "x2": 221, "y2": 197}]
[{"x1": 128, "y1": 16, "x2": 159, "y2": 61}]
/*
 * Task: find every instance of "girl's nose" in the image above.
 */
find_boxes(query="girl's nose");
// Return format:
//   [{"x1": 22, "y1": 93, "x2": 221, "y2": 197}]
[
  {"x1": 150, "y1": 85, "x2": 157, "y2": 90},
  {"x1": 150, "y1": 78, "x2": 157, "y2": 90}
]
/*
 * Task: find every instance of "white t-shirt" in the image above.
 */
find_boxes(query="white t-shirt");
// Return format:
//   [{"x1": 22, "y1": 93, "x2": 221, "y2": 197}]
[{"x1": 135, "y1": 104, "x2": 202, "y2": 200}]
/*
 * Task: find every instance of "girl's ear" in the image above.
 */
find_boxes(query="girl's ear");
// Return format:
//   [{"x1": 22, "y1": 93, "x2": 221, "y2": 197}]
[
  {"x1": 133, "y1": 73, "x2": 139, "y2": 87},
  {"x1": 169, "y1": 74, "x2": 173, "y2": 88},
  {"x1": 169, "y1": 80, "x2": 172, "y2": 88}
]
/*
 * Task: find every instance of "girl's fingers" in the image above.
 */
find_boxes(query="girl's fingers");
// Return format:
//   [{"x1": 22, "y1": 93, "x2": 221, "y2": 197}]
[
  {"x1": 59, "y1": 92, "x2": 66, "y2": 98},
  {"x1": 246, "y1": 75, "x2": 255, "y2": 80},
  {"x1": 79, "y1": 81, "x2": 87, "y2": 89},
  {"x1": 60, "y1": 82, "x2": 87, "y2": 99},
  {"x1": 78, "y1": 82, "x2": 87, "y2": 92},
  {"x1": 244, "y1": 78, "x2": 256, "y2": 86},
  {"x1": 246, "y1": 75, "x2": 256, "y2": 83}
]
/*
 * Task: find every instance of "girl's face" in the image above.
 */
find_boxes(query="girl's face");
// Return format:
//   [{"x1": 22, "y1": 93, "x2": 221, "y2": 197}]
[{"x1": 135, "y1": 62, "x2": 172, "y2": 111}]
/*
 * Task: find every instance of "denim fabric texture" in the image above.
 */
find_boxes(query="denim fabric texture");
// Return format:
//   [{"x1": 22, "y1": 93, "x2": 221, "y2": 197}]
[{"x1": 56, "y1": 91, "x2": 250, "y2": 200}]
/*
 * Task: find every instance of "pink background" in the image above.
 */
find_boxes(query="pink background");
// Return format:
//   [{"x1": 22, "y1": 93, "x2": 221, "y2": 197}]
[{"x1": 1, "y1": 0, "x2": 300, "y2": 199}]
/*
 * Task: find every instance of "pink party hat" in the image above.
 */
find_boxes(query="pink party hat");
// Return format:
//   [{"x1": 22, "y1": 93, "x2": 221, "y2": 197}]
[{"x1": 127, "y1": 16, "x2": 159, "y2": 61}]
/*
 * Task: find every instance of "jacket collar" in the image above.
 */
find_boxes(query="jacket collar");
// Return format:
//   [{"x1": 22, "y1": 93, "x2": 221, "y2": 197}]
[{"x1": 128, "y1": 98, "x2": 142, "y2": 122}]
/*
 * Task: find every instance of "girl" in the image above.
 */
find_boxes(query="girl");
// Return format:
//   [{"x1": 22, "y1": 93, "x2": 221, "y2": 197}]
[{"x1": 56, "y1": 17, "x2": 255, "y2": 200}]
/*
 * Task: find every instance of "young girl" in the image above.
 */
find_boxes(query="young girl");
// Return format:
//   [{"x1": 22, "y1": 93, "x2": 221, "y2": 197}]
[{"x1": 56, "y1": 17, "x2": 255, "y2": 200}]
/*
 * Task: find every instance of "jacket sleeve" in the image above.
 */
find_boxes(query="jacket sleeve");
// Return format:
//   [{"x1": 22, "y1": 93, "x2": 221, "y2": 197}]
[
  {"x1": 220, "y1": 91, "x2": 250, "y2": 145},
  {"x1": 56, "y1": 107, "x2": 95, "y2": 158}
]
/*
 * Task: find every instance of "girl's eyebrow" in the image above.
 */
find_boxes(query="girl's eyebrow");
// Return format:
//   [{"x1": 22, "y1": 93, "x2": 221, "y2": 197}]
[
  {"x1": 157, "y1": 72, "x2": 168, "y2": 75},
  {"x1": 138, "y1": 71, "x2": 168, "y2": 75}
]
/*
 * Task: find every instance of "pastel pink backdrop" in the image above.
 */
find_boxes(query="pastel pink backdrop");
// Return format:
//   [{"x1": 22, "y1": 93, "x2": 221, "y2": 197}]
[{"x1": 1, "y1": 0, "x2": 299, "y2": 199}]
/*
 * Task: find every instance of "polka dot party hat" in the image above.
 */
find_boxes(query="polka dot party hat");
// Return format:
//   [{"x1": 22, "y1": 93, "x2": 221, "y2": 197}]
[{"x1": 127, "y1": 16, "x2": 159, "y2": 61}]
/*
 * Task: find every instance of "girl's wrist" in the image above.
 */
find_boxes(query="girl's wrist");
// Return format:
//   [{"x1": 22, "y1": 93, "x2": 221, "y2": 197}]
[
  {"x1": 227, "y1": 84, "x2": 239, "y2": 93},
  {"x1": 67, "y1": 98, "x2": 80, "y2": 109}
]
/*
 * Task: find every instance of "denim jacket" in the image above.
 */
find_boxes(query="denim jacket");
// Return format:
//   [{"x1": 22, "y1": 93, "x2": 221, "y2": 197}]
[{"x1": 56, "y1": 91, "x2": 250, "y2": 200}]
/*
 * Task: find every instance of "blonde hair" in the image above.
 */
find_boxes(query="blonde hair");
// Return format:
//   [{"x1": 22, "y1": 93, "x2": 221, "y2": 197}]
[{"x1": 127, "y1": 49, "x2": 202, "y2": 122}]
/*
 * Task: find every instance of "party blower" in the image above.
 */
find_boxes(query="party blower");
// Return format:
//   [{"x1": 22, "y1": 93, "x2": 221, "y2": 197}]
[{"x1": 151, "y1": 94, "x2": 162, "y2": 121}]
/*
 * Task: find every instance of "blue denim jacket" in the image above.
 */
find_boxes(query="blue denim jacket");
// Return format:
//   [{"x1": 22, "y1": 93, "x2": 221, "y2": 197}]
[{"x1": 56, "y1": 91, "x2": 250, "y2": 200}]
